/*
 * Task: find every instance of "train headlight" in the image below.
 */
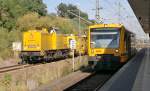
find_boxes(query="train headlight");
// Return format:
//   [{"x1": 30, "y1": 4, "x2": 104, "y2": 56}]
[{"x1": 115, "y1": 49, "x2": 119, "y2": 53}]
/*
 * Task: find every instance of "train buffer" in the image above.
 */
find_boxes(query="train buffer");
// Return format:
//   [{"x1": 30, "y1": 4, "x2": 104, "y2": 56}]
[{"x1": 98, "y1": 48, "x2": 150, "y2": 91}]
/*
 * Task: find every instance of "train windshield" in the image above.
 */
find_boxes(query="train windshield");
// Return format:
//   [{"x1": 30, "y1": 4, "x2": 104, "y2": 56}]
[{"x1": 90, "y1": 28, "x2": 120, "y2": 48}]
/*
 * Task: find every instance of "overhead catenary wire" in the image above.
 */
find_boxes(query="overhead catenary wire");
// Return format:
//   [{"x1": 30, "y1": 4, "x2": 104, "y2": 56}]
[
  {"x1": 101, "y1": 0, "x2": 136, "y2": 26},
  {"x1": 104, "y1": 0, "x2": 132, "y2": 18}
]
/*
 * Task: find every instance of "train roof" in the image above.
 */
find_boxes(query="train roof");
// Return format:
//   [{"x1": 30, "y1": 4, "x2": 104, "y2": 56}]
[
  {"x1": 89, "y1": 24, "x2": 123, "y2": 28},
  {"x1": 89, "y1": 23, "x2": 135, "y2": 34}
]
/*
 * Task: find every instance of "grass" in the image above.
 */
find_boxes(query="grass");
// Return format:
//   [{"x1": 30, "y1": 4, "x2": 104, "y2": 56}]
[{"x1": 0, "y1": 74, "x2": 12, "y2": 91}]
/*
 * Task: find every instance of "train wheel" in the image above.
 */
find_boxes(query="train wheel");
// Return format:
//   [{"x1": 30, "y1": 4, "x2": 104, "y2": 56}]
[
  {"x1": 54, "y1": 51, "x2": 62, "y2": 59},
  {"x1": 44, "y1": 57, "x2": 50, "y2": 63}
]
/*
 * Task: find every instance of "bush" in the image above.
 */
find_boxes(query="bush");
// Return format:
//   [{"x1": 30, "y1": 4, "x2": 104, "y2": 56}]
[
  {"x1": 16, "y1": 12, "x2": 84, "y2": 34},
  {"x1": 0, "y1": 27, "x2": 21, "y2": 60}
]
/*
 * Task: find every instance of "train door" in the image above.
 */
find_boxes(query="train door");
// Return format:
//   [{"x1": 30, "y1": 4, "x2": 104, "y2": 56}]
[{"x1": 125, "y1": 32, "x2": 131, "y2": 57}]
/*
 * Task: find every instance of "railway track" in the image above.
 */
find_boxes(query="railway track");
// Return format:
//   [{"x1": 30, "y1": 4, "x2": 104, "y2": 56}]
[
  {"x1": 64, "y1": 70, "x2": 115, "y2": 91},
  {"x1": 0, "y1": 64, "x2": 32, "y2": 74},
  {"x1": 0, "y1": 55, "x2": 86, "y2": 74}
]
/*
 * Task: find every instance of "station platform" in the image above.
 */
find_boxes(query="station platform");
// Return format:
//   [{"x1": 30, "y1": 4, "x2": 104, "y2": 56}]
[{"x1": 99, "y1": 48, "x2": 150, "y2": 91}]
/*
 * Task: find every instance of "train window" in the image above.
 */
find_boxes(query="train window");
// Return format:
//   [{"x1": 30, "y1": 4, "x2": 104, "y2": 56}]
[{"x1": 90, "y1": 28, "x2": 120, "y2": 48}]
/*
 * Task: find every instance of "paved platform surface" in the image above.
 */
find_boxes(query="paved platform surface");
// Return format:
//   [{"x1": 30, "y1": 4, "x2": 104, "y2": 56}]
[{"x1": 99, "y1": 48, "x2": 150, "y2": 91}]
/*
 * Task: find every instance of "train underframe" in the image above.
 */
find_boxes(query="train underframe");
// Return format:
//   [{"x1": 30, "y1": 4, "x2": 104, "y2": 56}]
[
  {"x1": 88, "y1": 54, "x2": 125, "y2": 70},
  {"x1": 20, "y1": 49, "x2": 71, "y2": 64}
]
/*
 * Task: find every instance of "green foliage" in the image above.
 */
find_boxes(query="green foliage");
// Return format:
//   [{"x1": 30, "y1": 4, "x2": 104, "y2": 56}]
[
  {"x1": 57, "y1": 3, "x2": 68, "y2": 17},
  {"x1": 16, "y1": 12, "x2": 43, "y2": 31},
  {"x1": 89, "y1": 19, "x2": 97, "y2": 24},
  {"x1": 0, "y1": 0, "x2": 47, "y2": 30},
  {"x1": 57, "y1": 3, "x2": 88, "y2": 20},
  {"x1": 16, "y1": 12, "x2": 81, "y2": 34},
  {"x1": 0, "y1": 27, "x2": 21, "y2": 60},
  {"x1": 0, "y1": 28, "x2": 10, "y2": 51},
  {"x1": 2, "y1": 74, "x2": 12, "y2": 86},
  {"x1": 51, "y1": 17, "x2": 78, "y2": 34}
]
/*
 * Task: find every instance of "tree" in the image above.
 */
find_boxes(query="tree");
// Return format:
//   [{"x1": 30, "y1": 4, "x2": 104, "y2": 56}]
[
  {"x1": 57, "y1": 3, "x2": 88, "y2": 20},
  {"x1": 0, "y1": 0, "x2": 47, "y2": 30},
  {"x1": 57, "y1": 3, "x2": 68, "y2": 17},
  {"x1": 67, "y1": 4, "x2": 78, "y2": 19}
]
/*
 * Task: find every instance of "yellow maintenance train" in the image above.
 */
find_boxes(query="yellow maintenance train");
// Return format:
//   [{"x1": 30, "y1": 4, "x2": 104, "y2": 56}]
[
  {"x1": 19, "y1": 23, "x2": 135, "y2": 69},
  {"x1": 88, "y1": 24, "x2": 136, "y2": 69},
  {"x1": 20, "y1": 28, "x2": 87, "y2": 63}
]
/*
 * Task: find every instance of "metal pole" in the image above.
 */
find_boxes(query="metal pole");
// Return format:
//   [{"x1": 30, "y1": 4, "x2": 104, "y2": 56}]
[
  {"x1": 95, "y1": 0, "x2": 103, "y2": 23},
  {"x1": 79, "y1": 9, "x2": 81, "y2": 35},
  {"x1": 118, "y1": 1, "x2": 121, "y2": 24},
  {"x1": 72, "y1": 49, "x2": 75, "y2": 72},
  {"x1": 78, "y1": 8, "x2": 82, "y2": 62},
  {"x1": 95, "y1": 0, "x2": 100, "y2": 22}
]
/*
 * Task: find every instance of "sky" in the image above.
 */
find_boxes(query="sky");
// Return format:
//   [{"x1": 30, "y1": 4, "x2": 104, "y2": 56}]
[{"x1": 43, "y1": 0, "x2": 147, "y2": 39}]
